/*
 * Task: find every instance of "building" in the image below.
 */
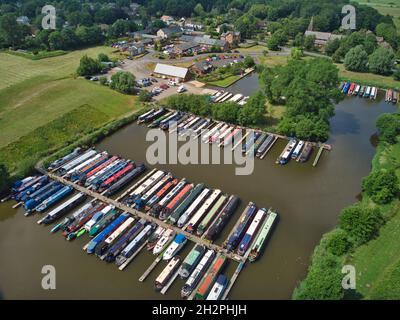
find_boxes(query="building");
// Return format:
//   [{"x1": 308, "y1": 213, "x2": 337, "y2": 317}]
[
  {"x1": 160, "y1": 15, "x2": 175, "y2": 25},
  {"x1": 16, "y1": 16, "x2": 30, "y2": 25},
  {"x1": 153, "y1": 63, "x2": 189, "y2": 81},
  {"x1": 191, "y1": 61, "x2": 214, "y2": 76},
  {"x1": 174, "y1": 42, "x2": 200, "y2": 55},
  {"x1": 157, "y1": 26, "x2": 183, "y2": 39},
  {"x1": 128, "y1": 43, "x2": 145, "y2": 56},
  {"x1": 304, "y1": 30, "x2": 343, "y2": 47},
  {"x1": 220, "y1": 31, "x2": 241, "y2": 46},
  {"x1": 179, "y1": 35, "x2": 229, "y2": 51}
]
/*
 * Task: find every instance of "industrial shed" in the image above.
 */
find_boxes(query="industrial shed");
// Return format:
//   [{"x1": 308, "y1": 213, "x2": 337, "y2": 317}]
[{"x1": 153, "y1": 63, "x2": 189, "y2": 81}]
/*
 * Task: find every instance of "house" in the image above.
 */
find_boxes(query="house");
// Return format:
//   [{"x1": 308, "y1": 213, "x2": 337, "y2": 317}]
[
  {"x1": 16, "y1": 16, "x2": 30, "y2": 25},
  {"x1": 191, "y1": 61, "x2": 214, "y2": 76},
  {"x1": 160, "y1": 15, "x2": 175, "y2": 25},
  {"x1": 179, "y1": 35, "x2": 229, "y2": 51},
  {"x1": 153, "y1": 63, "x2": 189, "y2": 81},
  {"x1": 220, "y1": 31, "x2": 241, "y2": 46},
  {"x1": 216, "y1": 23, "x2": 234, "y2": 34},
  {"x1": 128, "y1": 43, "x2": 145, "y2": 56},
  {"x1": 157, "y1": 26, "x2": 183, "y2": 39},
  {"x1": 181, "y1": 18, "x2": 204, "y2": 31},
  {"x1": 174, "y1": 42, "x2": 200, "y2": 55},
  {"x1": 304, "y1": 30, "x2": 343, "y2": 47}
]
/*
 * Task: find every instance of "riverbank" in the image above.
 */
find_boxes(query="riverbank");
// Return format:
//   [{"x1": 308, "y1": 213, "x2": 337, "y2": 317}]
[{"x1": 293, "y1": 108, "x2": 400, "y2": 299}]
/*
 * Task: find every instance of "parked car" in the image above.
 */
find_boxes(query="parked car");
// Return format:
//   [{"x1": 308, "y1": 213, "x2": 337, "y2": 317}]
[
  {"x1": 90, "y1": 77, "x2": 99, "y2": 81},
  {"x1": 177, "y1": 85, "x2": 186, "y2": 93},
  {"x1": 160, "y1": 83, "x2": 169, "y2": 90}
]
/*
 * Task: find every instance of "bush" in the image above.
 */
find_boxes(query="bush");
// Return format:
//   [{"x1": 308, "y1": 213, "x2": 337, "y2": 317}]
[
  {"x1": 339, "y1": 205, "x2": 384, "y2": 245},
  {"x1": 322, "y1": 229, "x2": 352, "y2": 256},
  {"x1": 138, "y1": 90, "x2": 152, "y2": 102},
  {"x1": 376, "y1": 113, "x2": 400, "y2": 144},
  {"x1": 362, "y1": 169, "x2": 399, "y2": 204},
  {"x1": 77, "y1": 55, "x2": 102, "y2": 76},
  {"x1": 369, "y1": 47, "x2": 395, "y2": 75},
  {"x1": 0, "y1": 163, "x2": 10, "y2": 196},
  {"x1": 243, "y1": 56, "x2": 255, "y2": 68},
  {"x1": 110, "y1": 71, "x2": 136, "y2": 94},
  {"x1": 98, "y1": 53, "x2": 110, "y2": 62},
  {"x1": 344, "y1": 45, "x2": 368, "y2": 72},
  {"x1": 99, "y1": 76, "x2": 107, "y2": 85},
  {"x1": 293, "y1": 248, "x2": 344, "y2": 300}
]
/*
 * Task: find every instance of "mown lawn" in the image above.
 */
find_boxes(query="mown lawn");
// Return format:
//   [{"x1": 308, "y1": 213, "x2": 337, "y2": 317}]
[
  {"x1": 0, "y1": 46, "x2": 118, "y2": 90},
  {"x1": 0, "y1": 46, "x2": 141, "y2": 176},
  {"x1": 206, "y1": 75, "x2": 241, "y2": 87},
  {"x1": 348, "y1": 139, "x2": 400, "y2": 299},
  {"x1": 336, "y1": 64, "x2": 400, "y2": 90}
]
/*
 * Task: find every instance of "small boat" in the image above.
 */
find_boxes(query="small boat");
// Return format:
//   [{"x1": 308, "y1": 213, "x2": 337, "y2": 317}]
[
  {"x1": 291, "y1": 140, "x2": 304, "y2": 160},
  {"x1": 353, "y1": 84, "x2": 360, "y2": 96},
  {"x1": 163, "y1": 234, "x2": 187, "y2": 260},
  {"x1": 206, "y1": 274, "x2": 229, "y2": 300},
  {"x1": 153, "y1": 229, "x2": 174, "y2": 255},
  {"x1": 364, "y1": 86, "x2": 371, "y2": 98},
  {"x1": 298, "y1": 142, "x2": 313, "y2": 163},
  {"x1": 348, "y1": 83, "x2": 355, "y2": 95},
  {"x1": 358, "y1": 86, "x2": 365, "y2": 97},
  {"x1": 147, "y1": 226, "x2": 165, "y2": 251},
  {"x1": 155, "y1": 256, "x2": 181, "y2": 291}
]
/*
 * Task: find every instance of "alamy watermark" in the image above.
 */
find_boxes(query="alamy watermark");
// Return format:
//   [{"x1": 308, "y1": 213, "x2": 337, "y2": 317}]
[
  {"x1": 342, "y1": 265, "x2": 356, "y2": 290},
  {"x1": 41, "y1": 5, "x2": 56, "y2": 30},
  {"x1": 146, "y1": 121, "x2": 255, "y2": 176},
  {"x1": 342, "y1": 5, "x2": 356, "y2": 30},
  {"x1": 41, "y1": 265, "x2": 56, "y2": 290}
]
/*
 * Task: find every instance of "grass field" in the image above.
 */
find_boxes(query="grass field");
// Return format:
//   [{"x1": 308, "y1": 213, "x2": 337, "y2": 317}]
[
  {"x1": 0, "y1": 46, "x2": 140, "y2": 176},
  {"x1": 238, "y1": 44, "x2": 268, "y2": 53},
  {"x1": 348, "y1": 139, "x2": 400, "y2": 299},
  {"x1": 356, "y1": 1, "x2": 400, "y2": 31}
]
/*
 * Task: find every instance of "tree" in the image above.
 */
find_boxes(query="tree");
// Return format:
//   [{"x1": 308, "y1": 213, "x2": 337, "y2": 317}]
[
  {"x1": 243, "y1": 56, "x2": 255, "y2": 68},
  {"x1": 290, "y1": 47, "x2": 303, "y2": 60},
  {"x1": 376, "y1": 23, "x2": 398, "y2": 49},
  {"x1": 212, "y1": 102, "x2": 239, "y2": 123},
  {"x1": 110, "y1": 71, "x2": 136, "y2": 94},
  {"x1": 0, "y1": 163, "x2": 10, "y2": 195},
  {"x1": 238, "y1": 91, "x2": 266, "y2": 126},
  {"x1": 76, "y1": 55, "x2": 102, "y2": 76},
  {"x1": 60, "y1": 28, "x2": 79, "y2": 49},
  {"x1": 293, "y1": 249, "x2": 344, "y2": 300},
  {"x1": 248, "y1": 4, "x2": 269, "y2": 20},
  {"x1": 152, "y1": 19, "x2": 166, "y2": 30},
  {"x1": 0, "y1": 13, "x2": 25, "y2": 47},
  {"x1": 293, "y1": 33, "x2": 304, "y2": 47},
  {"x1": 325, "y1": 38, "x2": 341, "y2": 56},
  {"x1": 48, "y1": 31, "x2": 64, "y2": 50},
  {"x1": 339, "y1": 205, "x2": 384, "y2": 245},
  {"x1": 344, "y1": 45, "x2": 369, "y2": 72},
  {"x1": 98, "y1": 53, "x2": 110, "y2": 63},
  {"x1": 369, "y1": 47, "x2": 395, "y2": 75},
  {"x1": 138, "y1": 90, "x2": 152, "y2": 102},
  {"x1": 376, "y1": 113, "x2": 400, "y2": 144},
  {"x1": 193, "y1": 3, "x2": 205, "y2": 17},
  {"x1": 267, "y1": 35, "x2": 280, "y2": 51},
  {"x1": 234, "y1": 14, "x2": 257, "y2": 39},
  {"x1": 322, "y1": 229, "x2": 351, "y2": 256},
  {"x1": 303, "y1": 35, "x2": 316, "y2": 51},
  {"x1": 394, "y1": 68, "x2": 400, "y2": 81},
  {"x1": 362, "y1": 169, "x2": 399, "y2": 204}
]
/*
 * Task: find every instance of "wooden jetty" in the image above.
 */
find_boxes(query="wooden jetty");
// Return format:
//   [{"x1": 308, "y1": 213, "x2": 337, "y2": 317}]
[
  {"x1": 139, "y1": 255, "x2": 163, "y2": 282},
  {"x1": 160, "y1": 268, "x2": 181, "y2": 295},
  {"x1": 118, "y1": 241, "x2": 148, "y2": 271},
  {"x1": 259, "y1": 136, "x2": 278, "y2": 160},
  {"x1": 38, "y1": 169, "x2": 246, "y2": 263}
]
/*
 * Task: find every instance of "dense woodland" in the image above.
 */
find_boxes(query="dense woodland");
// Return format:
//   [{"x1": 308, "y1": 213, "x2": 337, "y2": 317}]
[{"x1": 0, "y1": 0, "x2": 397, "y2": 52}]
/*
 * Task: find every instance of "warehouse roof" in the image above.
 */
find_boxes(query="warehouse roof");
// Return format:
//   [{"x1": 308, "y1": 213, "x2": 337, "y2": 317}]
[{"x1": 154, "y1": 63, "x2": 189, "y2": 79}]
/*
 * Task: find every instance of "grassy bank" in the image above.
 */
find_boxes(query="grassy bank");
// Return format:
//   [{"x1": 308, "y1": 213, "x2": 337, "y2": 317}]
[
  {"x1": 336, "y1": 64, "x2": 400, "y2": 90},
  {"x1": 0, "y1": 46, "x2": 143, "y2": 178},
  {"x1": 5, "y1": 50, "x2": 68, "y2": 60},
  {"x1": 206, "y1": 75, "x2": 241, "y2": 87}
]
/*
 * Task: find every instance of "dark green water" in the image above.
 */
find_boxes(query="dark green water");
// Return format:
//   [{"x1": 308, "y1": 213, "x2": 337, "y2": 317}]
[{"x1": 0, "y1": 93, "x2": 396, "y2": 299}]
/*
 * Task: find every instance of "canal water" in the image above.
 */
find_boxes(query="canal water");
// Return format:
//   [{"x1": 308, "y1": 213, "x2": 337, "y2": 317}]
[{"x1": 0, "y1": 82, "x2": 397, "y2": 299}]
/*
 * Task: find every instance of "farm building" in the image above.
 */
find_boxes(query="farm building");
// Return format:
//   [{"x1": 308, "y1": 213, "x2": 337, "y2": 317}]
[{"x1": 153, "y1": 63, "x2": 189, "y2": 81}]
